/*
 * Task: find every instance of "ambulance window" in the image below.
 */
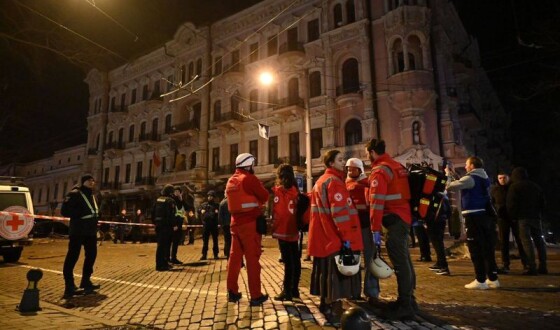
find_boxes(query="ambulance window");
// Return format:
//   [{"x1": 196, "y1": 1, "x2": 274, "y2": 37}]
[{"x1": 0, "y1": 192, "x2": 27, "y2": 210}]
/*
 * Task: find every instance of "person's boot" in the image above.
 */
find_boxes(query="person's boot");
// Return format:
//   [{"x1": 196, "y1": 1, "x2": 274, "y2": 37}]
[
  {"x1": 200, "y1": 254, "x2": 207, "y2": 261},
  {"x1": 273, "y1": 291, "x2": 292, "y2": 301},
  {"x1": 80, "y1": 279, "x2": 101, "y2": 294},
  {"x1": 63, "y1": 283, "x2": 78, "y2": 299},
  {"x1": 385, "y1": 299, "x2": 416, "y2": 320}
]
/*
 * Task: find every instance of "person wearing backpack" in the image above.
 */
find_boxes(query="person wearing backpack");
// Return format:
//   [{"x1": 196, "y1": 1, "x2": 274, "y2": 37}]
[
  {"x1": 345, "y1": 158, "x2": 380, "y2": 304},
  {"x1": 271, "y1": 164, "x2": 302, "y2": 301}
]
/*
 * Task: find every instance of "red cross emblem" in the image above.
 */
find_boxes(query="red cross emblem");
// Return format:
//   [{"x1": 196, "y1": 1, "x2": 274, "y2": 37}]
[
  {"x1": 7, "y1": 214, "x2": 24, "y2": 230},
  {"x1": 0, "y1": 206, "x2": 34, "y2": 240}
]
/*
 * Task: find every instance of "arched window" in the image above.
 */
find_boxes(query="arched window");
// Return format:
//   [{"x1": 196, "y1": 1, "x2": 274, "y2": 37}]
[
  {"x1": 407, "y1": 35, "x2": 423, "y2": 70},
  {"x1": 231, "y1": 91, "x2": 241, "y2": 114},
  {"x1": 341, "y1": 58, "x2": 360, "y2": 94},
  {"x1": 188, "y1": 62, "x2": 194, "y2": 80},
  {"x1": 214, "y1": 100, "x2": 222, "y2": 121},
  {"x1": 196, "y1": 59, "x2": 202, "y2": 78},
  {"x1": 140, "y1": 122, "x2": 146, "y2": 140},
  {"x1": 249, "y1": 89, "x2": 259, "y2": 112},
  {"x1": 346, "y1": 0, "x2": 356, "y2": 23},
  {"x1": 108, "y1": 131, "x2": 113, "y2": 144},
  {"x1": 151, "y1": 118, "x2": 159, "y2": 140},
  {"x1": 392, "y1": 39, "x2": 404, "y2": 73},
  {"x1": 118, "y1": 128, "x2": 124, "y2": 144},
  {"x1": 344, "y1": 119, "x2": 362, "y2": 146},
  {"x1": 181, "y1": 64, "x2": 186, "y2": 83},
  {"x1": 288, "y1": 78, "x2": 299, "y2": 103},
  {"x1": 95, "y1": 133, "x2": 100, "y2": 149},
  {"x1": 309, "y1": 71, "x2": 322, "y2": 97},
  {"x1": 333, "y1": 4, "x2": 343, "y2": 27},
  {"x1": 165, "y1": 114, "x2": 172, "y2": 133},
  {"x1": 128, "y1": 125, "x2": 135, "y2": 142},
  {"x1": 189, "y1": 152, "x2": 197, "y2": 169}
]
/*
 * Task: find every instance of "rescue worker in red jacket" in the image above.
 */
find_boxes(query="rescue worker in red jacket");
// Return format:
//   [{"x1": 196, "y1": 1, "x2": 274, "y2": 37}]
[
  {"x1": 308, "y1": 150, "x2": 363, "y2": 326},
  {"x1": 271, "y1": 164, "x2": 301, "y2": 301},
  {"x1": 225, "y1": 153, "x2": 270, "y2": 306},
  {"x1": 366, "y1": 139, "x2": 416, "y2": 320},
  {"x1": 345, "y1": 157, "x2": 380, "y2": 303}
]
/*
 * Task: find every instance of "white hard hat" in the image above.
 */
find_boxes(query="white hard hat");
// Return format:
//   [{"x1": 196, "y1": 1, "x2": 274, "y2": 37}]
[
  {"x1": 368, "y1": 254, "x2": 393, "y2": 279},
  {"x1": 345, "y1": 158, "x2": 364, "y2": 173},
  {"x1": 235, "y1": 153, "x2": 255, "y2": 168},
  {"x1": 334, "y1": 252, "x2": 361, "y2": 276}
]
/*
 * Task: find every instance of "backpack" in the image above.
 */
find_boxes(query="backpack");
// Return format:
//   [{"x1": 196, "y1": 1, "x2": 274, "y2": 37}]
[
  {"x1": 295, "y1": 192, "x2": 310, "y2": 232},
  {"x1": 408, "y1": 164, "x2": 448, "y2": 223}
]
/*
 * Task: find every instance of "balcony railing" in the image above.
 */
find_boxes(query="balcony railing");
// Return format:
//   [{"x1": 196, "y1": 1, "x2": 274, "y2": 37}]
[
  {"x1": 104, "y1": 142, "x2": 125, "y2": 150},
  {"x1": 272, "y1": 97, "x2": 304, "y2": 110},
  {"x1": 134, "y1": 176, "x2": 155, "y2": 186},
  {"x1": 336, "y1": 84, "x2": 361, "y2": 96},
  {"x1": 215, "y1": 111, "x2": 245, "y2": 123},
  {"x1": 139, "y1": 133, "x2": 161, "y2": 142},
  {"x1": 279, "y1": 42, "x2": 305, "y2": 55},
  {"x1": 214, "y1": 164, "x2": 235, "y2": 175}
]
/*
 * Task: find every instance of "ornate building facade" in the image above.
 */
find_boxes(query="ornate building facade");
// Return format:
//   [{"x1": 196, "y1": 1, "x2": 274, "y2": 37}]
[{"x1": 5, "y1": 0, "x2": 510, "y2": 216}]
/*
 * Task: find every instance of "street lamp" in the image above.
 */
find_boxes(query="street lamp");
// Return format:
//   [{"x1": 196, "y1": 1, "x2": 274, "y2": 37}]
[{"x1": 259, "y1": 70, "x2": 313, "y2": 192}]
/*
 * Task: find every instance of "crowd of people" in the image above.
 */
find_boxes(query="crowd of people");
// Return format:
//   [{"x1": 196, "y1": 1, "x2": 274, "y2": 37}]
[{"x1": 61, "y1": 140, "x2": 549, "y2": 326}]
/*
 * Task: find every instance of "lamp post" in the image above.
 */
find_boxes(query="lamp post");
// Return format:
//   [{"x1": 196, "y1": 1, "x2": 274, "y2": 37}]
[{"x1": 259, "y1": 70, "x2": 313, "y2": 192}]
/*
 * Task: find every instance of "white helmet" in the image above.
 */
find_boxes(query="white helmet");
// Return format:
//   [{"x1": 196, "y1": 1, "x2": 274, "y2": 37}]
[
  {"x1": 334, "y1": 252, "x2": 361, "y2": 276},
  {"x1": 368, "y1": 253, "x2": 393, "y2": 279},
  {"x1": 235, "y1": 153, "x2": 255, "y2": 168},
  {"x1": 345, "y1": 158, "x2": 364, "y2": 173}
]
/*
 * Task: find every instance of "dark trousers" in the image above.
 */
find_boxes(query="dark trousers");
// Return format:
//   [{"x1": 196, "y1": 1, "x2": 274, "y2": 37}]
[
  {"x1": 497, "y1": 217, "x2": 527, "y2": 268},
  {"x1": 382, "y1": 214, "x2": 416, "y2": 303},
  {"x1": 518, "y1": 219, "x2": 547, "y2": 272},
  {"x1": 63, "y1": 235, "x2": 97, "y2": 288},
  {"x1": 223, "y1": 225, "x2": 232, "y2": 258},
  {"x1": 465, "y1": 213, "x2": 498, "y2": 282},
  {"x1": 361, "y1": 226, "x2": 380, "y2": 298},
  {"x1": 170, "y1": 228, "x2": 182, "y2": 260},
  {"x1": 427, "y1": 219, "x2": 448, "y2": 268},
  {"x1": 278, "y1": 240, "x2": 301, "y2": 296},
  {"x1": 202, "y1": 225, "x2": 219, "y2": 258},
  {"x1": 413, "y1": 222, "x2": 431, "y2": 260},
  {"x1": 156, "y1": 226, "x2": 171, "y2": 268}
]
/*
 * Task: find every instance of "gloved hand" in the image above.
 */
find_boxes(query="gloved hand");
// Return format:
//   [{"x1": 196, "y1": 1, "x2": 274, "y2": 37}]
[
  {"x1": 372, "y1": 231, "x2": 382, "y2": 247},
  {"x1": 343, "y1": 240, "x2": 351, "y2": 249}
]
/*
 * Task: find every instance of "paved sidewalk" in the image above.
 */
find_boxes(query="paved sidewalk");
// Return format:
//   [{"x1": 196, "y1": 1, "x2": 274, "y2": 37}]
[{"x1": 0, "y1": 236, "x2": 559, "y2": 329}]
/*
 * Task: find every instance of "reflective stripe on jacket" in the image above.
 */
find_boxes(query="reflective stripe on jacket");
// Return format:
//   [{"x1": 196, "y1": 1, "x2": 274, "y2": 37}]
[{"x1": 272, "y1": 185, "x2": 300, "y2": 242}]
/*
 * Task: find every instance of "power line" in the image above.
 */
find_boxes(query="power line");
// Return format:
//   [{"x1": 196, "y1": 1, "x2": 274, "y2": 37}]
[{"x1": 84, "y1": 0, "x2": 140, "y2": 42}]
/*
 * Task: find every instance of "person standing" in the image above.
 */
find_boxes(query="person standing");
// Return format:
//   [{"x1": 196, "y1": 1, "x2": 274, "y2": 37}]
[
  {"x1": 114, "y1": 208, "x2": 128, "y2": 244},
  {"x1": 184, "y1": 190, "x2": 196, "y2": 245},
  {"x1": 506, "y1": 167, "x2": 547, "y2": 275},
  {"x1": 366, "y1": 139, "x2": 416, "y2": 320},
  {"x1": 308, "y1": 150, "x2": 363, "y2": 326},
  {"x1": 491, "y1": 172, "x2": 527, "y2": 273},
  {"x1": 427, "y1": 192, "x2": 452, "y2": 275},
  {"x1": 170, "y1": 186, "x2": 186, "y2": 264},
  {"x1": 446, "y1": 156, "x2": 500, "y2": 289},
  {"x1": 61, "y1": 174, "x2": 101, "y2": 298},
  {"x1": 130, "y1": 209, "x2": 144, "y2": 243},
  {"x1": 152, "y1": 184, "x2": 176, "y2": 271},
  {"x1": 219, "y1": 195, "x2": 232, "y2": 259},
  {"x1": 225, "y1": 153, "x2": 270, "y2": 306},
  {"x1": 272, "y1": 164, "x2": 302, "y2": 301},
  {"x1": 345, "y1": 157, "x2": 380, "y2": 304},
  {"x1": 198, "y1": 190, "x2": 220, "y2": 260}
]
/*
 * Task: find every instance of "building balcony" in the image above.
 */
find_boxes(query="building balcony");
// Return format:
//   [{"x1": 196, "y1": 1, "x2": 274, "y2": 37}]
[
  {"x1": 278, "y1": 42, "x2": 306, "y2": 66},
  {"x1": 384, "y1": 5, "x2": 430, "y2": 31},
  {"x1": 87, "y1": 148, "x2": 99, "y2": 156},
  {"x1": 213, "y1": 111, "x2": 246, "y2": 129},
  {"x1": 221, "y1": 63, "x2": 245, "y2": 82},
  {"x1": 271, "y1": 97, "x2": 305, "y2": 117},
  {"x1": 104, "y1": 142, "x2": 125, "y2": 150},
  {"x1": 335, "y1": 85, "x2": 362, "y2": 107},
  {"x1": 168, "y1": 121, "x2": 200, "y2": 137},
  {"x1": 99, "y1": 181, "x2": 121, "y2": 193},
  {"x1": 139, "y1": 133, "x2": 161, "y2": 142},
  {"x1": 134, "y1": 176, "x2": 155, "y2": 189}
]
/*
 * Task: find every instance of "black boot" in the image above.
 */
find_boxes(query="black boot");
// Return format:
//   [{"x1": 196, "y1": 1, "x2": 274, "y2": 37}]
[{"x1": 273, "y1": 291, "x2": 292, "y2": 301}]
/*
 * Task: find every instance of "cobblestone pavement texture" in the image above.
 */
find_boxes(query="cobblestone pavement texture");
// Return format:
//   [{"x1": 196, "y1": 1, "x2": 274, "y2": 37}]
[{"x1": 0, "y1": 235, "x2": 559, "y2": 329}]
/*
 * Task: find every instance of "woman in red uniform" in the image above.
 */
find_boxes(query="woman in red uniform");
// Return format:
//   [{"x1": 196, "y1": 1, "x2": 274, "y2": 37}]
[
  {"x1": 308, "y1": 150, "x2": 363, "y2": 325},
  {"x1": 271, "y1": 164, "x2": 301, "y2": 301}
]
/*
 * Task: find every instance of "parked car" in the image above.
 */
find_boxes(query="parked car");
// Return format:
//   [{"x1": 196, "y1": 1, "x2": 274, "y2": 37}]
[{"x1": 0, "y1": 177, "x2": 34, "y2": 262}]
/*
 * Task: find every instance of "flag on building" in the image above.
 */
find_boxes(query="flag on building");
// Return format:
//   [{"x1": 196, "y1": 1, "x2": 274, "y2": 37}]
[
  {"x1": 152, "y1": 148, "x2": 161, "y2": 176},
  {"x1": 258, "y1": 123, "x2": 269, "y2": 140}
]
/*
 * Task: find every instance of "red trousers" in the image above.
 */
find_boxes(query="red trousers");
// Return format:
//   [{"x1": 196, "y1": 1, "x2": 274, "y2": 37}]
[{"x1": 227, "y1": 221, "x2": 263, "y2": 300}]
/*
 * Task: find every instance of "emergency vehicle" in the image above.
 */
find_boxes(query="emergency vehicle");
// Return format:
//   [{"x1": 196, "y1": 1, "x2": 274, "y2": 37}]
[{"x1": 0, "y1": 177, "x2": 34, "y2": 262}]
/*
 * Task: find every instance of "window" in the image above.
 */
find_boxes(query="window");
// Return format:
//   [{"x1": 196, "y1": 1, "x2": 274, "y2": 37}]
[
  {"x1": 346, "y1": 0, "x2": 356, "y2": 23},
  {"x1": 118, "y1": 128, "x2": 124, "y2": 145},
  {"x1": 249, "y1": 42, "x2": 259, "y2": 63},
  {"x1": 230, "y1": 144, "x2": 238, "y2": 172},
  {"x1": 214, "y1": 56, "x2": 222, "y2": 75},
  {"x1": 249, "y1": 140, "x2": 258, "y2": 165},
  {"x1": 131, "y1": 89, "x2": 137, "y2": 104},
  {"x1": 104, "y1": 168, "x2": 109, "y2": 184},
  {"x1": 269, "y1": 136, "x2": 278, "y2": 164},
  {"x1": 268, "y1": 88, "x2": 278, "y2": 105},
  {"x1": 151, "y1": 118, "x2": 159, "y2": 140},
  {"x1": 268, "y1": 35, "x2": 278, "y2": 56},
  {"x1": 249, "y1": 89, "x2": 258, "y2": 112},
  {"x1": 311, "y1": 128, "x2": 323, "y2": 158},
  {"x1": 165, "y1": 114, "x2": 172, "y2": 133},
  {"x1": 287, "y1": 27, "x2": 298, "y2": 50},
  {"x1": 128, "y1": 125, "x2": 135, "y2": 142},
  {"x1": 114, "y1": 165, "x2": 120, "y2": 184},
  {"x1": 181, "y1": 64, "x2": 186, "y2": 83},
  {"x1": 214, "y1": 101, "x2": 222, "y2": 121},
  {"x1": 108, "y1": 131, "x2": 114, "y2": 144},
  {"x1": 231, "y1": 91, "x2": 241, "y2": 114},
  {"x1": 334, "y1": 4, "x2": 343, "y2": 27},
  {"x1": 53, "y1": 183, "x2": 59, "y2": 201},
  {"x1": 110, "y1": 96, "x2": 115, "y2": 112},
  {"x1": 309, "y1": 71, "x2": 322, "y2": 97},
  {"x1": 140, "y1": 122, "x2": 147, "y2": 139},
  {"x1": 188, "y1": 62, "x2": 194, "y2": 80},
  {"x1": 289, "y1": 132, "x2": 300, "y2": 165},
  {"x1": 341, "y1": 58, "x2": 360, "y2": 94},
  {"x1": 288, "y1": 78, "x2": 299, "y2": 103},
  {"x1": 308, "y1": 19, "x2": 320, "y2": 42},
  {"x1": 196, "y1": 59, "x2": 202, "y2": 78},
  {"x1": 125, "y1": 164, "x2": 131, "y2": 183},
  {"x1": 167, "y1": 74, "x2": 174, "y2": 92},
  {"x1": 136, "y1": 161, "x2": 143, "y2": 181},
  {"x1": 392, "y1": 39, "x2": 404, "y2": 73},
  {"x1": 192, "y1": 103, "x2": 201, "y2": 129},
  {"x1": 407, "y1": 35, "x2": 423, "y2": 70},
  {"x1": 96, "y1": 134, "x2": 100, "y2": 149},
  {"x1": 162, "y1": 157, "x2": 166, "y2": 174},
  {"x1": 152, "y1": 81, "x2": 160, "y2": 99},
  {"x1": 142, "y1": 84, "x2": 148, "y2": 100},
  {"x1": 231, "y1": 50, "x2": 240, "y2": 71},
  {"x1": 344, "y1": 119, "x2": 362, "y2": 146},
  {"x1": 212, "y1": 147, "x2": 220, "y2": 171},
  {"x1": 189, "y1": 152, "x2": 197, "y2": 169}
]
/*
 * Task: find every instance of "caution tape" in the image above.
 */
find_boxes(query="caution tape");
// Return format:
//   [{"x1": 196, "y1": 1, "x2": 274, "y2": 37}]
[{"x1": 0, "y1": 211, "x2": 207, "y2": 228}]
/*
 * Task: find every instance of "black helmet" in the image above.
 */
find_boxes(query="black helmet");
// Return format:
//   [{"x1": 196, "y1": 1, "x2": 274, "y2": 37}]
[
  {"x1": 173, "y1": 186, "x2": 182, "y2": 192},
  {"x1": 341, "y1": 306, "x2": 370, "y2": 330},
  {"x1": 161, "y1": 184, "x2": 174, "y2": 196},
  {"x1": 207, "y1": 190, "x2": 216, "y2": 197}
]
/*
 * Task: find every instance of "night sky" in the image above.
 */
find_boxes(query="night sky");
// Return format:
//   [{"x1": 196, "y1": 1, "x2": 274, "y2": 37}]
[{"x1": 1, "y1": 0, "x2": 559, "y2": 213}]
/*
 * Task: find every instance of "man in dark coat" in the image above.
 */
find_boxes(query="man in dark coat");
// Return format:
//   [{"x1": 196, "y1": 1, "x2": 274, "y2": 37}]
[
  {"x1": 61, "y1": 174, "x2": 101, "y2": 298},
  {"x1": 169, "y1": 186, "x2": 186, "y2": 264},
  {"x1": 198, "y1": 190, "x2": 220, "y2": 260},
  {"x1": 219, "y1": 195, "x2": 232, "y2": 259},
  {"x1": 152, "y1": 184, "x2": 176, "y2": 271},
  {"x1": 506, "y1": 167, "x2": 547, "y2": 275}
]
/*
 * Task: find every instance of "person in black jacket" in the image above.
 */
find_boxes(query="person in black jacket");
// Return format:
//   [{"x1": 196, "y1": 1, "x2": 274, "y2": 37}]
[
  {"x1": 490, "y1": 172, "x2": 527, "y2": 273},
  {"x1": 506, "y1": 167, "x2": 547, "y2": 275},
  {"x1": 184, "y1": 191, "x2": 196, "y2": 245},
  {"x1": 61, "y1": 174, "x2": 101, "y2": 298},
  {"x1": 427, "y1": 193, "x2": 452, "y2": 275},
  {"x1": 169, "y1": 186, "x2": 185, "y2": 264},
  {"x1": 199, "y1": 190, "x2": 220, "y2": 260},
  {"x1": 152, "y1": 184, "x2": 177, "y2": 271},
  {"x1": 219, "y1": 195, "x2": 232, "y2": 259},
  {"x1": 113, "y1": 208, "x2": 129, "y2": 244}
]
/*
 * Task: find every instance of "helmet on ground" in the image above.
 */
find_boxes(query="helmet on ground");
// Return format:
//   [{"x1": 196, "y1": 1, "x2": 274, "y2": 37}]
[
  {"x1": 334, "y1": 250, "x2": 361, "y2": 276},
  {"x1": 368, "y1": 253, "x2": 394, "y2": 279},
  {"x1": 341, "y1": 306, "x2": 371, "y2": 330},
  {"x1": 236, "y1": 153, "x2": 255, "y2": 168},
  {"x1": 207, "y1": 190, "x2": 216, "y2": 197},
  {"x1": 345, "y1": 158, "x2": 365, "y2": 173}
]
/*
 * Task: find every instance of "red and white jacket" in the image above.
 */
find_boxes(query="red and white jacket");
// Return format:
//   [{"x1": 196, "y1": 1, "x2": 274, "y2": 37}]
[
  {"x1": 368, "y1": 153, "x2": 412, "y2": 231},
  {"x1": 308, "y1": 168, "x2": 363, "y2": 257},
  {"x1": 271, "y1": 185, "x2": 300, "y2": 242},
  {"x1": 225, "y1": 168, "x2": 269, "y2": 226}
]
